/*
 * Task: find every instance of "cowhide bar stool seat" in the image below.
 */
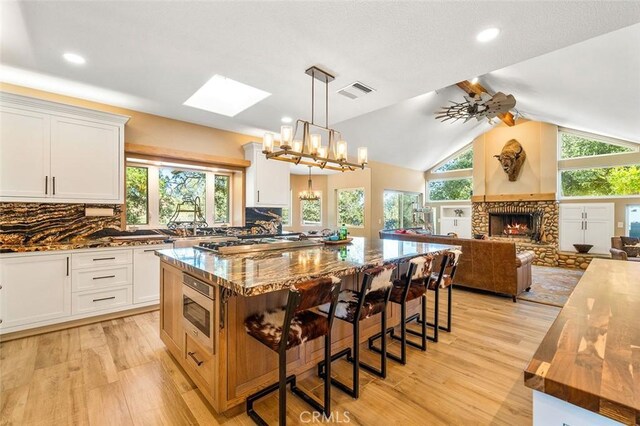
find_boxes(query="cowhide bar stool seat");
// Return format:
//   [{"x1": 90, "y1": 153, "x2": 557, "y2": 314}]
[
  {"x1": 406, "y1": 249, "x2": 462, "y2": 343},
  {"x1": 316, "y1": 261, "x2": 414, "y2": 399},
  {"x1": 368, "y1": 255, "x2": 434, "y2": 361},
  {"x1": 244, "y1": 276, "x2": 342, "y2": 426}
]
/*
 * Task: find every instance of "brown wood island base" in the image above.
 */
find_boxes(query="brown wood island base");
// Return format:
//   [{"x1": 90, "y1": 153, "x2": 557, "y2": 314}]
[
  {"x1": 524, "y1": 259, "x2": 640, "y2": 425},
  {"x1": 156, "y1": 237, "x2": 458, "y2": 413}
]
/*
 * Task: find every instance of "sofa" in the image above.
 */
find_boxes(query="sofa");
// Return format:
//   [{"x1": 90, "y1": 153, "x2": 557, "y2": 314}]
[
  {"x1": 380, "y1": 230, "x2": 535, "y2": 301},
  {"x1": 611, "y1": 237, "x2": 640, "y2": 262}
]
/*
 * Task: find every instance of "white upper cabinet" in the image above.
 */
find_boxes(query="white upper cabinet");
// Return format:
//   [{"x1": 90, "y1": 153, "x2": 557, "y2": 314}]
[
  {"x1": 0, "y1": 92, "x2": 129, "y2": 204},
  {"x1": 244, "y1": 142, "x2": 290, "y2": 207},
  {"x1": 0, "y1": 107, "x2": 50, "y2": 198}
]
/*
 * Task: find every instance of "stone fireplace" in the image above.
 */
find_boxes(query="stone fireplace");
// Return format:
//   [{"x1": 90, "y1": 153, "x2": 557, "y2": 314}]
[{"x1": 488, "y1": 206, "x2": 543, "y2": 241}]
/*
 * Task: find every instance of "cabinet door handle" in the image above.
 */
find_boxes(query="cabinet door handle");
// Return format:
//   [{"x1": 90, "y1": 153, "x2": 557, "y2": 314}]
[
  {"x1": 585, "y1": 221, "x2": 587, "y2": 230},
  {"x1": 92, "y1": 296, "x2": 116, "y2": 302},
  {"x1": 92, "y1": 275, "x2": 115, "y2": 280},
  {"x1": 188, "y1": 351, "x2": 204, "y2": 366},
  {"x1": 45, "y1": 176, "x2": 48, "y2": 195},
  {"x1": 52, "y1": 176, "x2": 56, "y2": 195},
  {"x1": 93, "y1": 257, "x2": 116, "y2": 261},
  {"x1": 257, "y1": 190, "x2": 260, "y2": 203},
  {"x1": 66, "y1": 257, "x2": 70, "y2": 276},
  {"x1": 144, "y1": 249, "x2": 157, "y2": 252}
]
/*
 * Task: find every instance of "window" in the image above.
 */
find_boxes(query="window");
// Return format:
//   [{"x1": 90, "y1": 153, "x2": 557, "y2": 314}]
[
  {"x1": 432, "y1": 148, "x2": 473, "y2": 173},
  {"x1": 559, "y1": 131, "x2": 635, "y2": 159},
  {"x1": 159, "y1": 168, "x2": 206, "y2": 225},
  {"x1": 627, "y1": 205, "x2": 640, "y2": 238},
  {"x1": 383, "y1": 191, "x2": 422, "y2": 229},
  {"x1": 125, "y1": 166, "x2": 149, "y2": 225},
  {"x1": 560, "y1": 166, "x2": 640, "y2": 197},
  {"x1": 337, "y1": 188, "x2": 365, "y2": 227},
  {"x1": 125, "y1": 162, "x2": 232, "y2": 227},
  {"x1": 428, "y1": 178, "x2": 472, "y2": 201},
  {"x1": 214, "y1": 175, "x2": 230, "y2": 223},
  {"x1": 301, "y1": 196, "x2": 322, "y2": 225}
]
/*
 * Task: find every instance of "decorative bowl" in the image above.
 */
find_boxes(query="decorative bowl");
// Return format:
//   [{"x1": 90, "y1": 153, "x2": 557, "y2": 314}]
[{"x1": 573, "y1": 244, "x2": 593, "y2": 254}]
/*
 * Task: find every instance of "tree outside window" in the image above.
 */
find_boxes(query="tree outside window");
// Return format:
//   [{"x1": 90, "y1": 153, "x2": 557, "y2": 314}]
[
  {"x1": 561, "y1": 166, "x2": 640, "y2": 197},
  {"x1": 428, "y1": 178, "x2": 472, "y2": 201},
  {"x1": 337, "y1": 188, "x2": 365, "y2": 227},
  {"x1": 560, "y1": 133, "x2": 633, "y2": 159},
  {"x1": 125, "y1": 166, "x2": 148, "y2": 225},
  {"x1": 159, "y1": 168, "x2": 206, "y2": 225},
  {"x1": 214, "y1": 175, "x2": 230, "y2": 223},
  {"x1": 301, "y1": 197, "x2": 322, "y2": 225},
  {"x1": 433, "y1": 149, "x2": 473, "y2": 172},
  {"x1": 384, "y1": 191, "x2": 421, "y2": 229}
]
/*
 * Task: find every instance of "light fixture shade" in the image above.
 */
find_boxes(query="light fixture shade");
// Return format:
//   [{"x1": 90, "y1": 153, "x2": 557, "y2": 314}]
[
  {"x1": 262, "y1": 132, "x2": 274, "y2": 153},
  {"x1": 358, "y1": 147, "x2": 368, "y2": 165},
  {"x1": 310, "y1": 134, "x2": 321, "y2": 154},
  {"x1": 336, "y1": 140, "x2": 348, "y2": 161},
  {"x1": 280, "y1": 126, "x2": 293, "y2": 149},
  {"x1": 317, "y1": 146, "x2": 327, "y2": 158},
  {"x1": 292, "y1": 139, "x2": 303, "y2": 153}
]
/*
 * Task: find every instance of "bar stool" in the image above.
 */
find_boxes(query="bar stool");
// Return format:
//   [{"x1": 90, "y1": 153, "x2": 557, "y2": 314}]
[
  {"x1": 368, "y1": 255, "x2": 433, "y2": 362},
  {"x1": 409, "y1": 249, "x2": 462, "y2": 343},
  {"x1": 244, "y1": 276, "x2": 342, "y2": 426},
  {"x1": 316, "y1": 262, "x2": 411, "y2": 399}
]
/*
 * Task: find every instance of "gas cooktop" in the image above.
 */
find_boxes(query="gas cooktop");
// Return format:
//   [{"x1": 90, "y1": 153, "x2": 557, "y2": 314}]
[{"x1": 194, "y1": 238, "x2": 322, "y2": 255}]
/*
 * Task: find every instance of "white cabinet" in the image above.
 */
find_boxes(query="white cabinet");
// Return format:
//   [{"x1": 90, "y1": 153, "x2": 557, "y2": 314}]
[
  {"x1": 0, "y1": 254, "x2": 71, "y2": 330},
  {"x1": 440, "y1": 206, "x2": 472, "y2": 238},
  {"x1": 133, "y1": 245, "x2": 172, "y2": 304},
  {"x1": 0, "y1": 107, "x2": 50, "y2": 198},
  {"x1": 244, "y1": 142, "x2": 290, "y2": 207},
  {"x1": 50, "y1": 116, "x2": 121, "y2": 201},
  {"x1": 560, "y1": 203, "x2": 614, "y2": 254},
  {"x1": 0, "y1": 92, "x2": 129, "y2": 204}
]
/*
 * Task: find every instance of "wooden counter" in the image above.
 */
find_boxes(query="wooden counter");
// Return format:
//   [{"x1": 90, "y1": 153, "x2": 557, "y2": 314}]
[
  {"x1": 158, "y1": 238, "x2": 459, "y2": 413},
  {"x1": 524, "y1": 259, "x2": 640, "y2": 425}
]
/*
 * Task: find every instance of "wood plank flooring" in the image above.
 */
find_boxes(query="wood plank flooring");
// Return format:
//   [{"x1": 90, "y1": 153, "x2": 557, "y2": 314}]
[{"x1": 0, "y1": 290, "x2": 559, "y2": 425}]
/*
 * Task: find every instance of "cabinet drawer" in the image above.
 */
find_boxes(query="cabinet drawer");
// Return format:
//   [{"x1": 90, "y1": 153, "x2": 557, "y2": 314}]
[
  {"x1": 185, "y1": 334, "x2": 214, "y2": 389},
  {"x1": 72, "y1": 285, "x2": 132, "y2": 315},
  {"x1": 72, "y1": 265, "x2": 132, "y2": 292},
  {"x1": 72, "y1": 250, "x2": 132, "y2": 269}
]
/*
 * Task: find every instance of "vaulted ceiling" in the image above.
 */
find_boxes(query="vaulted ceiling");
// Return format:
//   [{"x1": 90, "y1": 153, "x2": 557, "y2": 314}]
[{"x1": 1, "y1": 1, "x2": 639, "y2": 171}]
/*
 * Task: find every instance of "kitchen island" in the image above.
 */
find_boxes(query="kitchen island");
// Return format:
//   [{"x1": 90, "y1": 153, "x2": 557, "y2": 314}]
[
  {"x1": 156, "y1": 237, "x2": 458, "y2": 413},
  {"x1": 524, "y1": 259, "x2": 640, "y2": 425}
]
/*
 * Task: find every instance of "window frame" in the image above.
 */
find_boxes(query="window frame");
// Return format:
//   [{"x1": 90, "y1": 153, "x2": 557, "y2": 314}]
[
  {"x1": 300, "y1": 193, "x2": 322, "y2": 226},
  {"x1": 336, "y1": 187, "x2": 366, "y2": 228},
  {"x1": 125, "y1": 161, "x2": 233, "y2": 228},
  {"x1": 427, "y1": 176, "x2": 473, "y2": 202},
  {"x1": 430, "y1": 145, "x2": 474, "y2": 174},
  {"x1": 627, "y1": 204, "x2": 640, "y2": 238},
  {"x1": 383, "y1": 190, "x2": 423, "y2": 229}
]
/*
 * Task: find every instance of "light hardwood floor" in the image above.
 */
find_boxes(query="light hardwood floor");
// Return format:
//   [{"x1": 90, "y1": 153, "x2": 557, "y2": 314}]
[{"x1": 0, "y1": 289, "x2": 559, "y2": 425}]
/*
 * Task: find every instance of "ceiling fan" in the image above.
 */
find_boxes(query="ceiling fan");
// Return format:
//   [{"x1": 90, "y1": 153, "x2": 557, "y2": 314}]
[{"x1": 435, "y1": 91, "x2": 516, "y2": 124}]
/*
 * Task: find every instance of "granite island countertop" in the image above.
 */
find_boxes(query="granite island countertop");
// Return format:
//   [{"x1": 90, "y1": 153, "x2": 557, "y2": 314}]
[
  {"x1": 156, "y1": 237, "x2": 460, "y2": 296},
  {"x1": 524, "y1": 258, "x2": 640, "y2": 425}
]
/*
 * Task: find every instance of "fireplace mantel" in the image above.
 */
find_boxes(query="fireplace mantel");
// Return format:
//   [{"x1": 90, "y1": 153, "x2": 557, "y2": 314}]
[{"x1": 471, "y1": 193, "x2": 556, "y2": 202}]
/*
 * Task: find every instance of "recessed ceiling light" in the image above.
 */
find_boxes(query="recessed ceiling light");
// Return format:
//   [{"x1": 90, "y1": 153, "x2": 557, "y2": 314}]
[
  {"x1": 62, "y1": 52, "x2": 86, "y2": 65},
  {"x1": 183, "y1": 74, "x2": 271, "y2": 117},
  {"x1": 281, "y1": 116, "x2": 292, "y2": 124},
  {"x1": 476, "y1": 28, "x2": 500, "y2": 43},
  {"x1": 470, "y1": 77, "x2": 479, "y2": 84}
]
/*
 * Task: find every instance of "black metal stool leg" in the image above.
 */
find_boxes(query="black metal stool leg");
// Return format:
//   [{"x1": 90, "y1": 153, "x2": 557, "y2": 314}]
[
  {"x1": 368, "y1": 302, "x2": 408, "y2": 365},
  {"x1": 317, "y1": 323, "x2": 360, "y2": 399}
]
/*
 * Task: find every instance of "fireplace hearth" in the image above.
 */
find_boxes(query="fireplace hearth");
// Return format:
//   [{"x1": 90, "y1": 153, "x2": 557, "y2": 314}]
[{"x1": 488, "y1": 206, "x2": 543, "y2": 241}]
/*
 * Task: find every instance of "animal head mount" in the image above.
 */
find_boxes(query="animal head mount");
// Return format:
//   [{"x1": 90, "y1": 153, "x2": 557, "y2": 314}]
[
  {"x1": 493, "y1": 139, "x2": 526, "y2": 182},
  {"x1": 435, "y1": 91, "x2": 516, "y2": 124}
]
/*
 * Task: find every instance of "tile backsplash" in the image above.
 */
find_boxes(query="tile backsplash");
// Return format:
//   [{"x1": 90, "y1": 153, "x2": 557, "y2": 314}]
[
  {"x1": 245, "y1": 207, "x2": 282, "y2": 234},
  {"x1": 0, "y1": 202, "x2": 123, "y2": 246}
]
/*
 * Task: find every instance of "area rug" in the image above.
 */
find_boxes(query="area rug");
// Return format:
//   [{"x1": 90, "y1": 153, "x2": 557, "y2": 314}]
[{"x1": 517, "y1": 265, "x2": 584, "y2": 307}]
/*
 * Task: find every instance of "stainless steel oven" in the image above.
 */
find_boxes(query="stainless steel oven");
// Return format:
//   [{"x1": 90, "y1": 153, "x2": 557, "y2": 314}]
[{"x1": 182, "y1": 273, "x2": 215, "y2": 353}]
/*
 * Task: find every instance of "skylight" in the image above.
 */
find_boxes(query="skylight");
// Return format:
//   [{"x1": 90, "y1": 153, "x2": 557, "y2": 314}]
[{"x1": 183, "y1": 74, "x2": 271, "y2": 117}]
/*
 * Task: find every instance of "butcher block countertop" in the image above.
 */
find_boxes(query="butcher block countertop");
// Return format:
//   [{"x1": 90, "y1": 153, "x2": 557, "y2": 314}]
[
  {"x1": 524, "y1": 258, "x2": 640, "y2": 425},
  {"x1": 156, "y1": 237, "x2": 459, "y2": 296}
]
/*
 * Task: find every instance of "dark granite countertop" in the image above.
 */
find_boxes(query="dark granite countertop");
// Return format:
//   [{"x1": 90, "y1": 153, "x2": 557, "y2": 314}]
[
  {"x1": 156, "y1": 237, "x2": 460, "y2": 296},
  {"x1": 0, "y1": 237, "x2": 173, "y2": 253},
  {"x1": 524, "y1": 258, "x2": 640, "y2": 425}
]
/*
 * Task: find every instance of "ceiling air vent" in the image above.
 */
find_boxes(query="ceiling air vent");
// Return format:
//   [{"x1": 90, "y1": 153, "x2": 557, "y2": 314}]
[{"x1": 337, "y1": 81, "x2": 375, "y2": 100}]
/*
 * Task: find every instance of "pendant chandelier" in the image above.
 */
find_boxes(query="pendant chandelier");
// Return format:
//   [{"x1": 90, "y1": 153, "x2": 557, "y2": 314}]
[
  {"x1": 299, "y1": 166, "x2": 320, "y2": 201},
  {"x1": 262, "y1": 66, "x2": 368, "y2": 172}
]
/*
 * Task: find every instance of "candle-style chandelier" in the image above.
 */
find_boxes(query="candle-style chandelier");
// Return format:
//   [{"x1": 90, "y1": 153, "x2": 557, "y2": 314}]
[
  {"x1": 262, "y1": 66, "x2": 368, "y2": 172},
  {"x1": 299, "y1": 166, "x2": 320, "y2": 201}
]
